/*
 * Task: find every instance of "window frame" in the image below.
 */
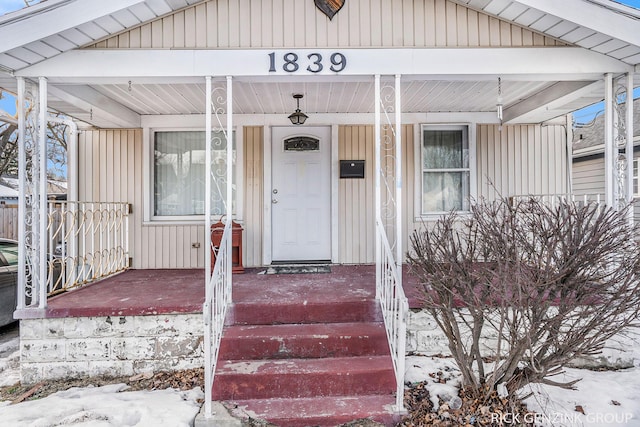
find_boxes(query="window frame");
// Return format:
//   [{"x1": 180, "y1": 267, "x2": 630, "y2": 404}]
[
  {"x1": 146, "y1": 128, "x2": 238, "y2": 223},
  {"x1": 417, "y1": 123, "x2": 476, "y2": 218}
]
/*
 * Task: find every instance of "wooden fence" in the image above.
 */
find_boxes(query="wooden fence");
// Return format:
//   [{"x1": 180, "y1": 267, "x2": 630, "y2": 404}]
[{"x1": 0, "y1": 206, "x2": 18, "y2": 240}]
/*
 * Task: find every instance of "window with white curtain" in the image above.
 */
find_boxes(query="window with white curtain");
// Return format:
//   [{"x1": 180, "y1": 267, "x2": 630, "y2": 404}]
[
  {"x1": 421, "y1": 125, "x2": 470, "y2": 214},
  {"x1": 154, "y1": 130, "x2": 235, "y2": 218}
]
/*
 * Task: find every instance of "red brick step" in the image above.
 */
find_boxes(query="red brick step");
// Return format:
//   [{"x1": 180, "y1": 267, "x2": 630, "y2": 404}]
[
  {"x1": 227, "y1": 299, "x2": 382, "y2": 325},
  {"x1": 218, "y1": 322, "x2": 390, "y2": 360},
  {"x1": 212, "y1": 355, "x2": 396, "y2": 400},
  {"x1": 226, "y1": 395, "x2": 401, "y2": 427}
]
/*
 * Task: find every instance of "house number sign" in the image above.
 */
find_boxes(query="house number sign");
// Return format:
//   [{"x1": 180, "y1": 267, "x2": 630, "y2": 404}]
[{"x1": 268, "y1": 52, "x2": 347, "y2": 73}]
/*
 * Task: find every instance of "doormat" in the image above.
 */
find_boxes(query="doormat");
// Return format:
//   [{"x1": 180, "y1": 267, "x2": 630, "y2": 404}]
[{"x1": 263, "y1": 265, "x2": 332, "y2": 275}]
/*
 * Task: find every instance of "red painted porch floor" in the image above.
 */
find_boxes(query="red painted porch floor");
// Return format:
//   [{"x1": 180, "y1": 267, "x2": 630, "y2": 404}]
[{"x1": 45, "y1": 265, "x2": 423, "y2": 318}]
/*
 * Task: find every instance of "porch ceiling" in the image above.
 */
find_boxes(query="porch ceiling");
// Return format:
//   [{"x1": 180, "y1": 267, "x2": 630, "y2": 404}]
[{"x1": 44, "y1": 77, "x2": 606, "y2": 128}]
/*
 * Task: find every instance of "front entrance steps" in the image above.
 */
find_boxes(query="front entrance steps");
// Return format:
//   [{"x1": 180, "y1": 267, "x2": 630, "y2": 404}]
[{"x1": 211, "y1": 283, "x2": 400, "y2": 426}]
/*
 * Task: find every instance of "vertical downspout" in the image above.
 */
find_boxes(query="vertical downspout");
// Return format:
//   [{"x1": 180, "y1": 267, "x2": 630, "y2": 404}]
[{"x1": 16, "y1": 77, "x2": 26, "y2": 310}]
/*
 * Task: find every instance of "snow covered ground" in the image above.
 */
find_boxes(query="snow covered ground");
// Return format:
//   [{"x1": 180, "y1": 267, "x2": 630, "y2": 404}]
[
  {"x1": 1, "y1": 322, "x2": 639, "y2": 426},
  {"x1": 0, "y1": 324, "x2": 203, "y2": 426},
  {"x1": 406, "y1": 348, "x2": 640, "y2": 427}
]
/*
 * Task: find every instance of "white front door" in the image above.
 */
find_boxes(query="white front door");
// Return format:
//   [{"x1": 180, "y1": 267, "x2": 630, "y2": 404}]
[{"x1": 271, "y1": 126, "x2": 331, "y2": 262}]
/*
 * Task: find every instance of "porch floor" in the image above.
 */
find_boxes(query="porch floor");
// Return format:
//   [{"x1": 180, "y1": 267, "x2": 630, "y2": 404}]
[{"x1": 45, "y1": 265, "x2": 423, "y2": 318}]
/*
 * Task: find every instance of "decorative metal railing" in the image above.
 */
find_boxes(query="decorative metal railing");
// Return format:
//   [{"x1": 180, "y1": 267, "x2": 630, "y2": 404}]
[
  {"x1": 203, "y1": 221, "x2": 232, "y2": 417},
  {"x1": 376, "y1": 221, "x2": 409, "y2": 411},
  {"x1": 203, "y1": 75, "x2": 234, "y2": 419},
  {"x1": 510, "y1": 193, "x2": 604, "y2": 210},
  {"x1": 374, "y1": 74, "x2": 407, "y2": 412},
  {"x1": 46, "y1": 201, "x2": 131, "y2": 295}
]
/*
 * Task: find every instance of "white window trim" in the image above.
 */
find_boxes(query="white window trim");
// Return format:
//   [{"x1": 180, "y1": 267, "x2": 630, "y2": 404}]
[
  {"x1": 143, "y1": 126, "x2": 243, "y2": 225},
  {"x1": 415, "y1": 123, "x2": 477, "y2": 221}
]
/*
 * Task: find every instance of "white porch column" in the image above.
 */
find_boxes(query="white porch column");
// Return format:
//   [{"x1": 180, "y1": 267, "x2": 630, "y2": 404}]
[
  {"x1": 226, "y1": 75, "x2": 233, "y2": 276},
  {"x1": 203, "y1": 75, "x2": 212, "y2": 418},
  {"x1": 394, "y1": 74, "x2": 402, "y2": 269},
  {"x1": 374, "y1": 74, "x2": 381, "y2": 300},
  {"x1": 625, "y1": 73, "x2": 634, "y2": 224},
  {"x1": 604, "y1": 73, "x2": 616, "y2": 208},
  {"x1": 205, "y1": 76, "x2": 212, "y2": 284},
  {"x1": 38, "y1": 77, "x2": 48, "y2": 308},
  {"x1": 16, "y1": 77, "x2": 26, "y2": 310}
]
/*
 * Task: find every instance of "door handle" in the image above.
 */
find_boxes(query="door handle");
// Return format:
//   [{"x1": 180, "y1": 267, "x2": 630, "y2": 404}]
[{"x1": 272, "y1": 199, "x2": 278, "y2": 204}]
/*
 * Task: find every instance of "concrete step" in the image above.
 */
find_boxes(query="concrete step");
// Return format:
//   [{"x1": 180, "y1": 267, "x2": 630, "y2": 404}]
[
  {"x1": 218, "y1": 322, "x2": 390, "y2": 360},
  {"x1": 227, "y1": 299, "x2": 382, "y2": 325},
  {"x1": 226, "y1": 395, "x2": 401, "y2": 427},
  {"x1": 212, "y1": 355, "x2": 396, "y2": 401}
]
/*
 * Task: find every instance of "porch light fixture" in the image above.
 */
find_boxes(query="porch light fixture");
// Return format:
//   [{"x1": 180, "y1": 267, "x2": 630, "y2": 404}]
[{"x1": 288, "y1": 94, "x2": 308, "y2": 125}]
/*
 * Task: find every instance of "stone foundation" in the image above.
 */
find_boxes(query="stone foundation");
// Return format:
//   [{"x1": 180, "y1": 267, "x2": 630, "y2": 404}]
[
  {"x1": 20, "y1": 313, "x2": 203, "y2": 384},
  {"x1": 405, "y1": 309, "x2": 636, "y2": 369}
]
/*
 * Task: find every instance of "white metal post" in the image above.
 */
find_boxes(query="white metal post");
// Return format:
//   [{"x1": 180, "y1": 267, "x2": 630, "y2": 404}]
[
  {"x1": 604, "y1": 73, "x2": 615, "y2": 208},
  {"x1": 38, "y1": 77, "x2": 48, "y2": 308},
  {"x1": 394, "y1": 74, "x2": 402, "y2": 269},
  {"x1": 374, "y1": 75, "x2": 381, "y2": 300},
  {"x1": 393, "y1": 73, "x2": 406, "y2": 412},
  {"x1": 626, "y1": 73, "x2": 634, "y2": 224},
  {"x1": 204, "y1": 75, "x2": 212, "y2": 418},
  {"x1": 16, "y1": 77, "x2": 26, "y2": 310},
  {"x1": 226, "y1": 75, "x2": 233, "y2": 283}
]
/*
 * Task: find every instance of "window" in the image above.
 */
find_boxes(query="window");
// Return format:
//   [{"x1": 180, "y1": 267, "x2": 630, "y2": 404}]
[
  {"x1": 421, "y1": 125, "x2": 470, "y2": 214},
  {"x1": 154, "y1": 131, "x2": 235, "y2": 218}
]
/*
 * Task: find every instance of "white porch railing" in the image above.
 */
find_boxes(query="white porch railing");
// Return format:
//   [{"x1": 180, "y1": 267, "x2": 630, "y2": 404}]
[
  {"x1": 203, "y1": 221, "x2": 232, "y2": 418},
  {"x1": 46, "y1": 201, "x2": 131, "y2": 295},
  {"x1": 510, "y1": 193, "x2": 605, "y2": 213},
  {"x1": 203, "y1": 75, "x2": 234, "y2": 418},
  {"x1": 374, "y1": 74, "x2": 407, "y2": 412},
  {"x1": 376, "y1": 221, "x2": 409, "y2": 411}
]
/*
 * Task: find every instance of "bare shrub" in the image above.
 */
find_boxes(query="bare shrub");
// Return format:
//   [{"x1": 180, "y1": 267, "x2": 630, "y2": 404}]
[{"x1": 408, "y1": 197, "x2": 640, "y2": 397}]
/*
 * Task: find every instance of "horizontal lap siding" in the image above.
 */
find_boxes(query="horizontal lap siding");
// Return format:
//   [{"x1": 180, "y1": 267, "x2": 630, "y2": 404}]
[
  {"x1": 89, "y1": 0, "x2": 565, "y2": 49},
  {"x1": 79, "y1": 129, "x2": 205, "y2": 269},
  {"x1": 572, "y1": 158, "x2": 605, "y2": 196},
  {"x1": 476, "y1": 124, "x2": 568, "y2": 200}
]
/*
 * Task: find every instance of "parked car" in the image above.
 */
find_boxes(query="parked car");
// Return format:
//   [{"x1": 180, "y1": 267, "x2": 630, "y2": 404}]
[{"x1": 0, "y1": 238, "x2": 18, "y2": 327}]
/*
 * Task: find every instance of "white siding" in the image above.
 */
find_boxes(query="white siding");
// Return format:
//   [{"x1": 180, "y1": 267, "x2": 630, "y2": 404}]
[
  {"x1": 476, "y1": 124, "x2": 569, "y2": 200},
  {"x1": 88, "y1": 0, "x2": 566, "y2": 49},
  {"x1": 572, "y1": 157, "x2": 605, "y2": 196},
  {"x1": 243, "y1": 126, "x2": 264, "y2": 268},
  {"x1": 78, "y1": 128, "x2": 264, "y2": 269},
  {"x1": 78, "y1": 123, "x2": 568, "y2": 268}
]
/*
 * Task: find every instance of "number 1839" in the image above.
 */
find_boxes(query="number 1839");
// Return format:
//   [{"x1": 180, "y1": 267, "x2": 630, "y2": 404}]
[{"x1": 268, "y1": 52, "x2": 347, "y2": 73}]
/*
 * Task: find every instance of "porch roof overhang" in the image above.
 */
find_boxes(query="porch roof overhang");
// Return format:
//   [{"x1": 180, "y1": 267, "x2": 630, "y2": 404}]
[
  {"x1": 0, "y1": 0, "x2": 639, "y2": 128},
  {"x1": 1, "y1": 46, "x2": 635, "y2": 128}
]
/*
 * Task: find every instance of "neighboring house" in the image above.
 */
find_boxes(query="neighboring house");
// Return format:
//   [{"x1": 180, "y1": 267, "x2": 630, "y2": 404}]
[
  {"x1": 0, "y1": 0, "x2": 638, "y2": 424},
  {"x1": 0, "y1": 182, "x2": 17, "y2": 206},
  {"x1": 572, "y1": 97, "x2": 640, "y2": 218}
]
